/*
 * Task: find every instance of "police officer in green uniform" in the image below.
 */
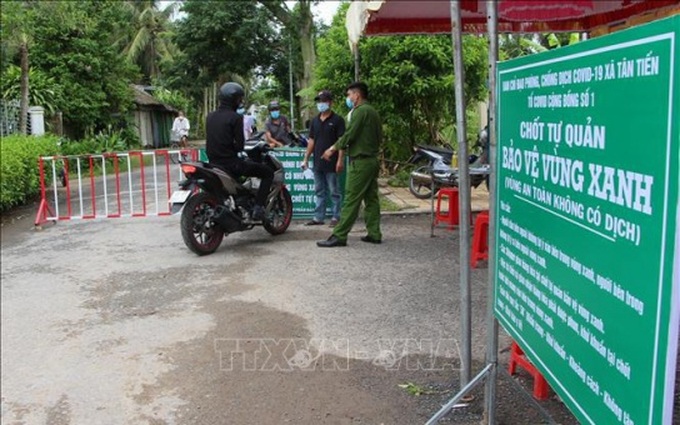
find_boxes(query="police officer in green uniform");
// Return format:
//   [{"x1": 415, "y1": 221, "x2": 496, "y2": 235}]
[{"x1": 317, "y1": 82, "x2": 382, "y2": 247}]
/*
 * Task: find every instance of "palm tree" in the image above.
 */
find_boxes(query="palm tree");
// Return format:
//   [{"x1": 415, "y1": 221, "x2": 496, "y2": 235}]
[
  {"x1": 1, "y1": 1, "x2": 33, "y2": 134},
  {"x1": 122, "y1": 0, "x2": 178, "y2": 83}
]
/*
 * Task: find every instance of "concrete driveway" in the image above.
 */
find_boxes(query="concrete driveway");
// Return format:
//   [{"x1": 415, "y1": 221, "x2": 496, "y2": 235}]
[{"x1": 10, "y1": 193, "x2": 607, "y2": 425}]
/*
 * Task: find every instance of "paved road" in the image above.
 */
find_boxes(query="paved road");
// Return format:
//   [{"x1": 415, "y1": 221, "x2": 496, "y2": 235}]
[{"x1": 1, "y1": 208, "x2": 513, "y2": 424}]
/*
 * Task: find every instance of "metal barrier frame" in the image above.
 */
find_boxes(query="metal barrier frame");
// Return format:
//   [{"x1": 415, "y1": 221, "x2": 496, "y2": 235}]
[{"x1": 35, "y1": 149, "x2": 197, "y2": 226}]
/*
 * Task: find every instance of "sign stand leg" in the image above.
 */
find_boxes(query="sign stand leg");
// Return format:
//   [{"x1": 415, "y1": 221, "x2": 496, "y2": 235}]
[
  {"x1": 425, "y1": 363, "x2": 494, "y2": 424},
  {"x1": 483, "y1": 1, "x2": 500, "y2": 424}
]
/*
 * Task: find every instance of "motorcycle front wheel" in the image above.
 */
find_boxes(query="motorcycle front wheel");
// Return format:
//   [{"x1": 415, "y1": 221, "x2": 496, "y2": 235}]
[
  {"x1": 264, "y1": 187, "x2": 293, "y2": 235},
  {"x1": 409, "y1": 165, "x2": 436, "y2": 199},
  {"x1": 181, "y1": 192, "x2": 225, "y2": 256}
]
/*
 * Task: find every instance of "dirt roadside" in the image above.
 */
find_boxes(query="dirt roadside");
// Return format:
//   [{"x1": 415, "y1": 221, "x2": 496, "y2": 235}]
[{"x1": 1, "y1": 204, "x2": 677, "y2": 424}]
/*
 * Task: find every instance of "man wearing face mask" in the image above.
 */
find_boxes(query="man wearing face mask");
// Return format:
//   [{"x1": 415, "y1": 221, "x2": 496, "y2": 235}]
[
  {"x1": 238, "y1": 105, "x2": 255, "y2": 141},
  {"x1": 317, "y1": 82, "x2": 382, "y2": 247},
  {"x1": 264, "y1": 100, "x2": 291, "y2": 148},
  {"x1": 301, "y1": 90, "x2": 346, "y2": 227},
  {"x1": 206, "y1": 82, "x2": 273, "y2": 221}
]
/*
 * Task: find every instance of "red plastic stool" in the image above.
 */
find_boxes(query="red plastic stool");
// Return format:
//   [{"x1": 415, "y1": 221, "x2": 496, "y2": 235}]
[
  {"x1": 434, "y1": 187, "x2": 461, "y2": 229},
  {"x1": 508, "y1": 341, "x2": 550, "y2": 400},
  {"x1": 471, "y1": 211, "x2": 489, "y2": 268}
]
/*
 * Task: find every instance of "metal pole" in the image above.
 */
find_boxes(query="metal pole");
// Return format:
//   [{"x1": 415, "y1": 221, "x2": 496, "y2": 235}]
[
  {"x1": 450, "y1": 0, "x2": 472, "y2": 387},
  {"x1": 426, "y1": 363, "x2": 493, "y2": 425},
  {"x1": 354, "y1": 48, "x2": 360, "y2": 81},
  {"x1": 289, "y1": 40, "x2": 296, "y2": 131},
  {"x1": 431, "y1": 176, "x2": 436, "y2": 238},
  {"x1": 483, "y1": 1, "x2": 500, "y2": 424}
]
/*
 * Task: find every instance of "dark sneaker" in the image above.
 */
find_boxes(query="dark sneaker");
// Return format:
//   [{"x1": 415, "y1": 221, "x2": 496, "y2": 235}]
[
  {"x1": 252, "y1": 205, "x2": 266, "y2": 221},
  {"x1": 360, "y1": 235, "x2": 382, "y2": 244},
  {"x1": 305, "y1": 220, "x2": 325, "y2": 226},
  {"x1": 316, "y1": 235, "x2": 347, "y2": 247}
]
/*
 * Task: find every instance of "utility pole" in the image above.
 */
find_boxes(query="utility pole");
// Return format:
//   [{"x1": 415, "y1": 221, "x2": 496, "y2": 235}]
[{"x1": 288, "y1": 40, "x2": 295, "y2": 131}]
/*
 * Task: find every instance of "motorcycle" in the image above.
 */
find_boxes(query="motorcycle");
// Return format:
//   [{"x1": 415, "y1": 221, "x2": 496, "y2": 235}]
[
  {"x1": 407, "y1": 127, "x2": 489, "y2": 199},
  {"x1": 170, "y1": 141, "x2": 293, "y2": 256},
  {"x1": 246, "y1": 130, "x2": 308, "y2": 148}
]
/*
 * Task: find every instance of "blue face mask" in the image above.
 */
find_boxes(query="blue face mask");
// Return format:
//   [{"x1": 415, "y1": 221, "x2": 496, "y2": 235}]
[
  {"x1": 345, "y1": 97, "x2": 354, "y2": 109},
  {"x1": 271, "y1": 110, "x2": 280, "y2": 119},
  {"x1": 316, "y1": 102, "x2": 330, "y2": 113},
  {"x1": 237, "y1": 108, "x2": 245, "y2": 115}
]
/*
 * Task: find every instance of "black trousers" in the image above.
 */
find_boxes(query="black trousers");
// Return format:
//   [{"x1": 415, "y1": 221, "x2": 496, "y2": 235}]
[{"x1": 216, "y1": 158, "x2": 274, "y2": 206}]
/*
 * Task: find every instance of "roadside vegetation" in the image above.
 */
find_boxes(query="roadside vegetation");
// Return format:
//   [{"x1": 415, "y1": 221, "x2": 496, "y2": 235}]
[
  {"x1": 0, "y1": 134, "x2": 58, "y2": 211},
  {"x1": 1, "y1": 0, "x2": 575, "y2": 210}
]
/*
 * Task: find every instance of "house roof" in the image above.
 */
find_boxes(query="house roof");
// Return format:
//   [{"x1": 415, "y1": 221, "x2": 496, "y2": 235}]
[{"x1": 131, "y1": 85, "x2": 175, "y2": 111}]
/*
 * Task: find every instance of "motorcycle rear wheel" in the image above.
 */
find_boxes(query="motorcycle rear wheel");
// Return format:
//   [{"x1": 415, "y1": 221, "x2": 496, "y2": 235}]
[
  {"x1": 264, "y1": 187, "x2": 293, "y2": 235},
  {"x1": 409, "y1": 165, "x2": 436, "y2": 199},
  {"x1": 181, "y1": 192, "x2": 224, "y2": 256}
]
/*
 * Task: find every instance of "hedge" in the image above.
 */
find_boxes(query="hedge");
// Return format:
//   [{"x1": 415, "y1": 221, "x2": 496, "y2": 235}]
[{"x1": 0, "y1": 134, "x2": 60, "y2": 212}]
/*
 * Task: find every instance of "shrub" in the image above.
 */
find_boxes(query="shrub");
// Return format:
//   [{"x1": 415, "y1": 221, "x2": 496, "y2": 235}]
[
  {"x1": 81, "y1": 125, "x2": 140, "y2": 153},
  {"x1": 59, "y1": 138, "x2": 100, "y2": 157},
  {"x1": 387, "y1": 168, "x2": 412, "y2": 188},
  {"x1": 0, "y1": 134, "x2": 60, "y2": 211}
]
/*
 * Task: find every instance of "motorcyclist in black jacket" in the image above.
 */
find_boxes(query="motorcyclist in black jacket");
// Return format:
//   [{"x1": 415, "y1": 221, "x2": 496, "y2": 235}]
[{"x1": 206, "y1": 82, "x2": 273, "y2": 221}]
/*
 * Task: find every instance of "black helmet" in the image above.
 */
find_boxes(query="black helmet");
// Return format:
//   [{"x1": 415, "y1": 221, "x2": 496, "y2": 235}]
[
  {"x1": 218, "y1": 82, "x2": 244, "y2": 109},
  {"x1": 268, "y1": 100, "x2": 281, "y2": 111}
]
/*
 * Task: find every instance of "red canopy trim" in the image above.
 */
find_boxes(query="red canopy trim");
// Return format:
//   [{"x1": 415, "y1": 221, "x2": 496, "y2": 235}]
[
  {"x1": 364, "y1": 0, "x2": 680, "y2": 35},
  {"x1": 498, "y1": 1, "x2": 595, "y2": 21}
]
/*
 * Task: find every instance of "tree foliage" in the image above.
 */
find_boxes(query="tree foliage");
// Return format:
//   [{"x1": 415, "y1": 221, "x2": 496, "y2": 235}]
[
  {"x1": 1, "y1": 65, "x2": 62, "y2": 115},
  {"x1": 1, "y1": 1, "x2": 36, "y2": 134},
  {"x1": 315, "y1": 5, "x2": 488, "y2": 162},
  {"x1": 499, "y1": 33, "x2": 581, "y2": 61},
  {"x1": 3, "y1": 1, "x2": 138, "y2": 138},
  {"x1": 173, "y1": 0, "x2": 277, "y2": 86},
  {"x1": 120, "y1": 0, "x2": 178, "y2": 84},
  {"x1": 0, "y1": 134, "x2": 60, "y2": 211},
  {"x1": 259, "y1": 0, "x2": 316, "y2": 124}
]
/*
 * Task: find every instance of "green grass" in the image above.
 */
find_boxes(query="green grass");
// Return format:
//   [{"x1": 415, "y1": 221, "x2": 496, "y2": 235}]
[
  {"x1": 386, "y1": 167, "x2": 411, "y2": 188},
  {"x1": 379, "y1": 194, "x2": 402, "y2": 212}
]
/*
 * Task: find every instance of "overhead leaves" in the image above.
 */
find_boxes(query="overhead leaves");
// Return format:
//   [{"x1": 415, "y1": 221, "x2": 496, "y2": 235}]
[
  {"x1": 173, "y1": 1, "x2": 278, "y2": 84},
  {"x1": 315, "y1": 4, "x2": 488, "y2": 162},
  {"x1": 8, "y1": 1, "x2": 138, "y2": 138}
]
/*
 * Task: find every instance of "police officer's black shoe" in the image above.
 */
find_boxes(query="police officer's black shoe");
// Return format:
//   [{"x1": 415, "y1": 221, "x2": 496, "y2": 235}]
[
  {"x1": 316, "y1": 235, "x2": 347, "y2": 247},
  {"x1": 252, "y1": 205, "x2": 266, "y2": 221},
  {"x1": 360, "y1": 235, "x2": 382, "y2": 244}
]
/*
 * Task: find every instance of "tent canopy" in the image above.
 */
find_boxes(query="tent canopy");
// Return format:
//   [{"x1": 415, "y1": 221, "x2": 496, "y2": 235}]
[{"x1": 347, "y1": 0, "x2": 679, "y2": 46}]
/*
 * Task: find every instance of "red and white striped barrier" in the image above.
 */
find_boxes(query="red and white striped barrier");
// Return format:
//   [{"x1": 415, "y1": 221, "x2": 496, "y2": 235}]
[{"x1": 35, "y1": 149, "x2": 198, "y2": 226}]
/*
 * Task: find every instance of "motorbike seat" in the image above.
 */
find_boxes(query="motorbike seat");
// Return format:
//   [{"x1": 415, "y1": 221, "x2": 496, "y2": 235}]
[
  {"x1": 417, "y1": 144, "x2": 454, "y2": 156},
  {"x1": 204, "y1": 163, "x2": 243, "y2": 182},
  {"x1": 246, "y1": 131, "x2": 265, "y2": 142}
]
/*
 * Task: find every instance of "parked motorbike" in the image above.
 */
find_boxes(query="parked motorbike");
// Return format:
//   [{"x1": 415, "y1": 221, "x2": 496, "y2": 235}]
[
  {"x1": 170, "y1": 141, "x2": 293, "y2": 256},
  {"x1": 246, "y1": 130, "x2": 308, "y2": 147},
  {"x1": 408, "y1": 127, "x2": 489, "y2": 199}
]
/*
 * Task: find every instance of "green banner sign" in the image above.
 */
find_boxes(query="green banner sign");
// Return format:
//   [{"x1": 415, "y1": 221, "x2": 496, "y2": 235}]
[
  {"x1": 495, "y1": 16, "x2": 679, "y2": 425},
  {"x1": 272, "y1": 148, "x2": 318, "y2": 218}
]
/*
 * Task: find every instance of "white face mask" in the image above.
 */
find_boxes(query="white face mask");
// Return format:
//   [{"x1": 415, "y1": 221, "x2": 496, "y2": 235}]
[{"x1": 316, "y1": 102, "x2": 330, "y2": 113}]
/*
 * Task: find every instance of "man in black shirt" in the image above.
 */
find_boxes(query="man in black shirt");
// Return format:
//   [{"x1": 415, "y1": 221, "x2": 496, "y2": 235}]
[
  {"x1": 206, "y1": 82, "x2": 273, "y2": 221},
  {"x1": 301, "y1": 90, "x2": 346, "y2": 226}
]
